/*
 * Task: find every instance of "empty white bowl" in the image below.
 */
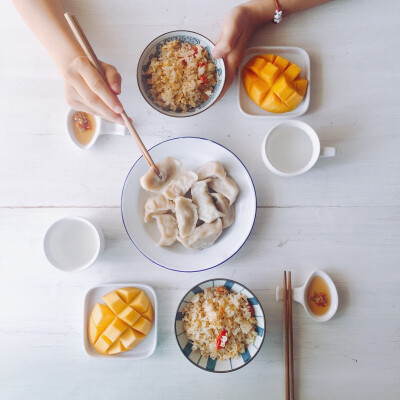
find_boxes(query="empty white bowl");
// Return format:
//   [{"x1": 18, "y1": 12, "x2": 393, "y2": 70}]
[{"x1": 43, "y1": 216, "x2": 104, "y2": 272}]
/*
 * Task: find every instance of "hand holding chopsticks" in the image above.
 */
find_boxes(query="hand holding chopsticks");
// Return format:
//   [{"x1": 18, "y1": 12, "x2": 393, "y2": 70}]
[
  {"x1": 64, "y1": 12, "x2": 160, "y2": 178},
  {"x1": 283, "y1": 271, "x2": 294, "y2": 400}
]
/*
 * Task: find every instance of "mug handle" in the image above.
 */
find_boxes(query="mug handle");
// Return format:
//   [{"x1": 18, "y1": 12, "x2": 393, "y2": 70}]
[
  {"x1": 319, "y1": 146, "x2": 336, "y2": 158},
  {"x1": 99, "y1": 119, "x2": 127, "y2": 136}
]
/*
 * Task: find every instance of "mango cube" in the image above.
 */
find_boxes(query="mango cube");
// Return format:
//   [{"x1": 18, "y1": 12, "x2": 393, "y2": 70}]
[
  {"x1": 246, "y1": 57, "x2": 267, "y2": 77},
  {"x1": 120, "y1": 328, "x2": 146, "y2": 350},
  {"x1": 116, "y1": 287, "x2": 141, "y2": 304},
  {"x1": 142, "y1": 303, "x2": 154, "y2": 322},
  {"x1": 132, "y1": 316, "x2": 152, "y2": 336},
  {"x1": 258, "y1": 54, "x2": 276, "y2": 63},
  {"x1": 284, "y1": 63, "x2": 301, "y2": 81},
  {"x1": 118, "y1": 305, "x2": 141, "y2": 326},
  {"x1": 129, "y1": 291, "x2": 150, "y2": 314},
  {"x1": 259, "y1": 62, "x2": 280, "y2": 86},
  {"x1": 273, "y1": 56, "x2": 290, "y2": 72},
  {"x1": 103, "y1": 291, "x2": 127, "y2": 315},
  {"x1": 250, "y1": 79, "x2": 269, "y2": 105},
  {"x1": 293, "y1": 78, "x2": 308, "y2": 97},
  {"x1": 242, "y1": 69, "x2": 258, "y2": 96}
]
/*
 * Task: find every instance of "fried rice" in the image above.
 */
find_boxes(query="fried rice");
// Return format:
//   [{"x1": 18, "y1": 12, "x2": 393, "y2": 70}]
[
  {"x1": 182, "y1": 286, "x2": 257, "y2": 360},
  {"x1": 145, "y1": 40, "x2": 217, "y2": 112}
]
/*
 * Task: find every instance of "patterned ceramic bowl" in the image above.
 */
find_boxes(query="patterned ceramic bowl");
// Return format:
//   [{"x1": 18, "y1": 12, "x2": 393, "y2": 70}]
[
  {"x1": 175, "y1": 279, "x2": 266, "y2": 373},
  {"x1": 137, "y1": 30, "x2": 225, "y2": 117}
]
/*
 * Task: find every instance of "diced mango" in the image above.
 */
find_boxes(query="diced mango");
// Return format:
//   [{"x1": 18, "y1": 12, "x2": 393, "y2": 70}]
[
  {"x1": 273, "y1": 56, "x2": 290, "y2": 72},
  {"x1": 103, "y1": 291, "x2": 127, "y2": 315},
  {"x1": 132, "y1": 316, "x2": 152, "y2": 335},
  {"x1": 118, "y1": 305, "x2": 141, "y2": 326},
  {"x1": 120, "y1": 328, "x2": 146, "y2": 350},
  {"x1": 142, "y1": 303, "x2": 153, "y2": 322},
  {"x1": 271, "y1": 75, "x2": 295, "y2": 103},
  {"x1": 89, "y1": 287, "x2": 154, "y2": 356},
  {"x1": 283, "y1": 63, "x2": 301, "y2": 81},
  {"x1": 258, "y1": 54, "x2": 276, "y2": 63},
  {"x1": 261, "y1": 91, "x2": 290, "y2": 113},
  {"x1": 246, "y1": 57, "x2": 267, "y2": 77},
  {"x1": 116, "y1": 287, "x2": 141, "y2": 304},
  {"x1": 259, "y1": 62, "x2": 280, "y2": 86},
  {"x1": 107, "y1": 340, "x2": 127, "y2": 355},
  {"x1": 242, "y1": 53, "x2": 307, "y2": 113},
  {"x1": 90, "y1": 303, "x2": 115, "y2": 327},
  {"x1": 250, "y1": 79, "x2": 269, "y2": 105},
  {"x1": 102, "y1": 317, "x2": 128, "y2": 342},
  {"x1": 129, "y1": 291, "x2": 150, "y2": 314},
  {"x1": 242, "y1": 69, "x2": 258, "y2": 96},
  {"x1": 293, "y1": 78, "x2": 308, "y2": 97},
  {"x1": 94, "y1": 334, "x2": 113, "y2": 354}
]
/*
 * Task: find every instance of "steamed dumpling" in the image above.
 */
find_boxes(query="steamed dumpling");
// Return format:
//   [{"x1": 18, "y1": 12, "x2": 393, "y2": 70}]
[
  {"x1": 140, "y1": 157, "x2": 181, "y2": 192},
  {"x1": 177, "y1": 218, "x2": 223, "y2": 250},
  {"x1": 152, "y1": 214, "x2": 178, "y2": 246},
  {"x1": 211, "y1": 193, "x2": 235, "y2": 228},
  {"x1": 197, "y1": 161, "x2": 226, "y2": 180},
  {"x1": 208, "y1": 176, "x2": 239, "y2": 205},
  {"x1": 191, "y1": 180, "x2": 224, "y2": 224},
  {"x1": 175, "y1": 196, "x2": 198, "y2": 238},
  {"x1": 144, "y1": 194, "x2": 175, "y2": 223},
  {"x1": 162, "y1": 170, "x2": 198, "y2": 200}
]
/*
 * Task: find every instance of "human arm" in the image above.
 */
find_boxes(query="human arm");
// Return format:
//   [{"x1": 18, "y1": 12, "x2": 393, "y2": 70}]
[
  {"x1": 213, "y1": 0, "x2": 332, "y2": 97},
  {"x1": 12, "y1": 0, "x2": 124, "y2": 123}
]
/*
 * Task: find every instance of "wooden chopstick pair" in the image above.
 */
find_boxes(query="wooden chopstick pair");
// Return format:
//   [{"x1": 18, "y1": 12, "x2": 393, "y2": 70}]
[
  {"x1": 283, "y1": 271, "x2": 294, "y2": 400},
  {"x1": 64, "y1": 12, "x2": 160, "y2": 177}
]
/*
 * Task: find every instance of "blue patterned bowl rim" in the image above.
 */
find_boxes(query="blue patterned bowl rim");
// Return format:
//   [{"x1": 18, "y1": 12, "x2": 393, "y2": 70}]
[
  {"x1": 137, "y1": 30, "x2": 226, "y2": 118},
  {"x1": 174, "y1": 278, "x2": 266, "y2": 373}
]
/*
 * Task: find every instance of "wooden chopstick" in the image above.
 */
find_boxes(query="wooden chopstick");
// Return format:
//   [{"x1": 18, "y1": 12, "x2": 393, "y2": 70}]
[
  {"x1": 64, "y1": 12, "x2": 160, "y2": 177},
  {"x1": 283, "y1": 271, "x2": 289, "y2": 400},
  {"x1": 283, "y1": 271, "x2": 294, "y2": 400},
  {"x1": 288, "y1": 271, "x2": 294, "y2": 400}
]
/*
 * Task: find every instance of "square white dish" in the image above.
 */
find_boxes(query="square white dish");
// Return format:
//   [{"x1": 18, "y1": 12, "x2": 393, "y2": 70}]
[
  {"x1": 83, "y1": 283, "x2": 158, "y2": 359},
  {"x1": 237, "y1": 46, "x2": 310, "y2": 118}
]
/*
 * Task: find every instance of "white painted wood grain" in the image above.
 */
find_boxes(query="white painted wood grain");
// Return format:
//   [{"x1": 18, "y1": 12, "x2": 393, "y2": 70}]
[{"x1": 0, "y1": 0, "x2": 399, "y2": 398}]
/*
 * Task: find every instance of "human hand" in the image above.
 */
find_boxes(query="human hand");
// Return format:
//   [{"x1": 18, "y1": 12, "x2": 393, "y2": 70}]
[
  {"x1": 63, "y1": 56, "x2": 125, "y2": 124},
  {"x1": 212, "y1": 3, "x2": 270, "y2": 98}
]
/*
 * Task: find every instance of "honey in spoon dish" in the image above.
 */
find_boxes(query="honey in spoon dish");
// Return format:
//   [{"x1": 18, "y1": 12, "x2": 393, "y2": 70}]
[
  {"x1": 306, "y1": 275, "x2": 331, "y2": 316},
  {"x1": 72, "y1": 111, "x2": 96, "y2": 145}
]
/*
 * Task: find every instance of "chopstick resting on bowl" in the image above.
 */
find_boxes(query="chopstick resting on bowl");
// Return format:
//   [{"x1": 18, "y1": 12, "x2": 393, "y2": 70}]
[
  {"x1": 283, "y1": 271, "x2": 294, "y2": 400},
  {"x1": 64, "y1": 12, "x2": 160, "y2": 178}
]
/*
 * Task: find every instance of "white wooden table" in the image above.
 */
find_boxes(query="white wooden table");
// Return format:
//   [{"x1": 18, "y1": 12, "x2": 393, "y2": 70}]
[{"x1": 1, "y1": 0, "x2": 399, "y2": 398}]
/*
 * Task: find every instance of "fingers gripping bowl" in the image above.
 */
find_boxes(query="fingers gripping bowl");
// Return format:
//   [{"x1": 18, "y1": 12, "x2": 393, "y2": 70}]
[
  {"x1": 121, "y1": 137, "x2": 257, "y2": 272},
  {"x1": 137, "y1": 31, "x2": 225, "y2": 117}
]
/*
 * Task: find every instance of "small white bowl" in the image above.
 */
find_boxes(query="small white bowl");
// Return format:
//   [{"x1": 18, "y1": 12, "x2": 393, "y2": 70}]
[
  {"x1": 137, "y1": 30, "x2": 226, "y2": 117},
  {"x1": 83, "y1": 283, "x2": 158, "y2": 359},
  {"x1": 43, "y1": 216, "x2": 104, "y2": 272},
  {"x1": 238, "y1": 46, "x2": 310, "y2": 118},
  {"x1": 276, "y1": 270, "x2": 339, "y2": 322},
  {"x1": 66, "y1": 109, "x2": 126, "y2": 150}
]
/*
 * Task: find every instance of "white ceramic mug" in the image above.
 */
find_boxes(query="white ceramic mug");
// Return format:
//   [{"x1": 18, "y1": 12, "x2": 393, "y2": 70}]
[
  {"x1": 67, "y1": 108, "x2": 126, "y2": 150},
  {"x1": 261, "y1": 120, "x2": 335, "y2": 176}
]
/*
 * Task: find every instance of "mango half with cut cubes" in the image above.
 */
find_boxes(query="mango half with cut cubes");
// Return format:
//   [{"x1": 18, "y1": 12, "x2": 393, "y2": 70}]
[
  {"x1": 88, "y1": 287, "x2": 154, "y2": 355},
  {"x1": 242, "y1": 54, "x2": 308, "y2": 113}
]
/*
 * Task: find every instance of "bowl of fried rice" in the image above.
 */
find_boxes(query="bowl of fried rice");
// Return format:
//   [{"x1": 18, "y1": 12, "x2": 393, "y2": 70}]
[
  {"x1": 175, "y1": 278, "x2": 265, "y2": 372},
  {"x1": 137, "y1": 30, "x2": 225, "y2": 117}
]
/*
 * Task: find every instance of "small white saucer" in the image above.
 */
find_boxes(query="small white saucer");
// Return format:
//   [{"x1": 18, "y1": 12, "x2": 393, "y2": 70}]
[
  {"x1": 43, "y1": 216, "x2": 104, "y2": 272},
  {"x1": 66, "y1": 109, "x2": 126, "y2": 150},
  {"x1": 276, "y1": 270, "x2": 339, "y2": 322}
]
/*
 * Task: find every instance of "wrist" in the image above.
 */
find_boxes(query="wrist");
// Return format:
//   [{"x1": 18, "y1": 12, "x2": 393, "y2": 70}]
[{"x1": 242, "y1": 0, "x2": 276, "y2": 28}]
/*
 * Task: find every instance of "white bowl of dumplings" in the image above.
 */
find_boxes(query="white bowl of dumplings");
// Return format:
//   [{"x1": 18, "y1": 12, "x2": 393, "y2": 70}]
[{"x1": 121, "y1": 137, "x2": 257, "y2": 272}]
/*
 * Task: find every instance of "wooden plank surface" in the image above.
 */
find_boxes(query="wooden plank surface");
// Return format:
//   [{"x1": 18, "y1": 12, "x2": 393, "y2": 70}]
[{"x1": 0, "y1": 0, "x2": 399, "y2": 398}]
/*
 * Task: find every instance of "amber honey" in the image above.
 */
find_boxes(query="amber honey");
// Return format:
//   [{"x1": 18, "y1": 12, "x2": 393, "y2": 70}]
[
  {"x1": 72, "y1": 112, "x2": 96, "y2": 145},
  {"x1": 306, "y1": 275, "x2": 331, "y2": 316}
]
